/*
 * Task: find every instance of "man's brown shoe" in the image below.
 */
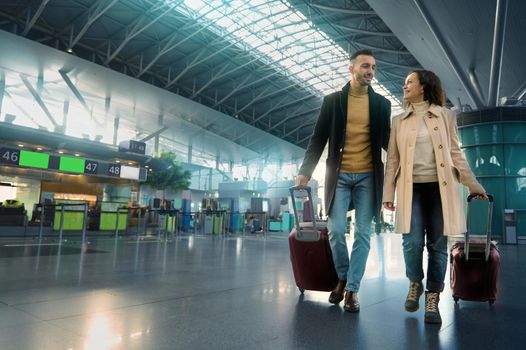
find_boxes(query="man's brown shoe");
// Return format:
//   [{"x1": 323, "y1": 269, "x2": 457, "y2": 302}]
[
  {"x1": 328, "y1": 280, "x2": 346, "y2": 304},
  {"x1": 343, "y1": 291, "x2": 360, "y2": 313}
]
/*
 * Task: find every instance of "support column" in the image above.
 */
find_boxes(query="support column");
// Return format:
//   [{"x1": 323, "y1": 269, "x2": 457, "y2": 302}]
[{"x1": 488, "y1": 0, "x2": 509, "y2": 107}]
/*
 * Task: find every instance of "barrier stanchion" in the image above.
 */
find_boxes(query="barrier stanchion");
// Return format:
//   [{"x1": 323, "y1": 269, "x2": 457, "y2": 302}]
[
  {"x1": 115, "y1": 207, "x2": 121, "y2": 238},
  {"x1": 137, "y1": 208, "x2": 141, "y2": 236},
  {"x1": 81, "y1": 203, "x2": 88, "y2": 241},
  {"x1": 38, "y1": 204, "x2": 44, "y2": 240},
  {"x1": 58, "y1": 204, "x2": 65, "y2": 242}
]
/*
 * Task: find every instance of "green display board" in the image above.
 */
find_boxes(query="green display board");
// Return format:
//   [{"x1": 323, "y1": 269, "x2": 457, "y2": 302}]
[
  {"x1": 19, "y1": 150, "x2": 49, "y2": 169},
  {"x1": 59, "y1": 156, "x2": 85, "y2": 173}
]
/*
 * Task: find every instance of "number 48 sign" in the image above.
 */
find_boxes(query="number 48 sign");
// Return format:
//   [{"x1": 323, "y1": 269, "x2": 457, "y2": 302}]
[
  {"x1": 107, "y1": 163, "x2": 121, "y2": 177},
  {"x1": 0, "y1": 147, "x2": 20, "y2": 165}
]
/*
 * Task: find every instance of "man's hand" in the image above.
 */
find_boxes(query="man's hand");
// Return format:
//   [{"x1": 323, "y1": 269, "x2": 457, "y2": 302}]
[
  {"x1": 383, "y1": 202, "x2": 395, "y2": 211},
  {"x1": 295, "y1": 175, "x2": 309, "y2": 186}
]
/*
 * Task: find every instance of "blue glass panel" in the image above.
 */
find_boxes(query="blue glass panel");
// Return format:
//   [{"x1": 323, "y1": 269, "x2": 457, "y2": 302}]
[
  {"x1": 502, "y1": 123, "x2": 526, "y2": 143},
  {"x1": 463, "y1": 145, "x2": 505, "y2": 176},
  {"x1": 459, "y1": 124, "x2": 502, "y2": 145},
  {"x1": 503, "y1": 144, "x2": 526, "y2": 176},
  {"x1": 478, "y1": 178, "x2": 506, "y2": 236},
  {"x1": 517, "y1": 211, "x2": 526, "y2": 238},
  {"x1": 505, "y1": 177, "x2": 526, "y2": 209}
]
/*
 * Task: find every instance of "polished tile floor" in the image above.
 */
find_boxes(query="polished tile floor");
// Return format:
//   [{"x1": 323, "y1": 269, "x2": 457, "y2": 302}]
[{"x1": 0, "y1": 232, "x2": 524, "y2": 350}]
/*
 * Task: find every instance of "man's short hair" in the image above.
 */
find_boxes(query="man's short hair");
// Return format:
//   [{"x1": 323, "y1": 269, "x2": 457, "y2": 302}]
[{"x1": 350, "y1": 49, "x2": 375, "y2": 62}]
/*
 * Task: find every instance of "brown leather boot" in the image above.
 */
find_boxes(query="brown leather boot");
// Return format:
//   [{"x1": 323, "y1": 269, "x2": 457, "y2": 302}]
[
  {"x1": 328, "y1": 280, "x2": 346, "y2": 304},
  {"x1": 343, "y1": 291, "x2": 360, "y2": 313}
]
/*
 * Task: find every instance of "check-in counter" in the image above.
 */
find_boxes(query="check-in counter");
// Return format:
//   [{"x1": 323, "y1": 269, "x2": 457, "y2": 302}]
[
  {"x1": 99, "y1": 202, "x2": 128, "y2": 231},
  {"x1": 53, "y1": 200, "x2": 86, "y2": 231}
]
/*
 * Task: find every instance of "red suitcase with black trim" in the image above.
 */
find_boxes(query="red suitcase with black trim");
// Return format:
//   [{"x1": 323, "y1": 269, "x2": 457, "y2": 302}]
[
  {"x1": 450, "y1": 194, "x2": 500, "y2": 304},
  {"x1": 288, "y1": 186, "x2": 338, "y2": 293}
]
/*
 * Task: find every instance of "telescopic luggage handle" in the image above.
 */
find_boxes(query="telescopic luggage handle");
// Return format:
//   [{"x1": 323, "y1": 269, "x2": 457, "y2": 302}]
[
  {"x1": 465, "y1": 193, "x2": 494, "y2": 261},
  {"x1": 289, "y1": 185, "x2": 317, "y2": 231}
]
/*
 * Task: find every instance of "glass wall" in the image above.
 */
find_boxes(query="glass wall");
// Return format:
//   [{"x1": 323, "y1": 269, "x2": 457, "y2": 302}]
[{"x1": 458, "y1": 108, "x2": 526, "y2": 240}]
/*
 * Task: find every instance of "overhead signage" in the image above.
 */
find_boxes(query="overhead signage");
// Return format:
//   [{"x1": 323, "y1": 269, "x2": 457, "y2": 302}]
[{"x1": 0, "y1": 145, "x2": 145, "y2": 181}]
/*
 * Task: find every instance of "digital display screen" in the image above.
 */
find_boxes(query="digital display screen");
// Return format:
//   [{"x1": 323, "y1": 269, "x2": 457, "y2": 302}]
[
  {"x1": 59, "y1": 156, "x2": 85, "y2": 173},
  {"x1": 19, "y1": 150, "x2": 49, "y2": 169},
  {"x1": 120, "y1": 165, "x2": 140, "y2": 180},
  {"x1": 1, "y1": 146, "x2": 145, "y2": 181}
]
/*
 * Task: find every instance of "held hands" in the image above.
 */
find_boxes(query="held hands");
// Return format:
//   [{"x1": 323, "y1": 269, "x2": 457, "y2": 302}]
[{"x1": 383, "y1": 202, "x2": 395, "y2": 211}]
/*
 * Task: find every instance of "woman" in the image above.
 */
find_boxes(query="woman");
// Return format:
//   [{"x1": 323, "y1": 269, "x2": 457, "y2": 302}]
[{"x1": 383, "y1": 70, "x2": 486, "y2": 324}]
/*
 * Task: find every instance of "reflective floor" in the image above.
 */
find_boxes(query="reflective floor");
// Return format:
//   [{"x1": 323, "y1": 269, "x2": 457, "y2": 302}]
[{"x1": 0, "y1": 233, "x2": 524, "y2": 350}]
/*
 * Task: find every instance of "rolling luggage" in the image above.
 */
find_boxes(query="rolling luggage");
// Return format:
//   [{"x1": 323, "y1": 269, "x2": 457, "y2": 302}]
[
  {"x1": 288, "y1": 185, "x2": 338, "y2": 293},
  {"x1": 450, "y1": 194, "x2": 499, "y2": 304}
]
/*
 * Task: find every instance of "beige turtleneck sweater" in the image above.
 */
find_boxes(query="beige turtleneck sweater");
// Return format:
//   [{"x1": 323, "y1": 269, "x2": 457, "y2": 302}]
[
  {"x1": 340, "y1": 83, "x2": 373, "y2": 173},
  {"x1": 412, "y1": 101, "x2": 438, "y2": 183}
]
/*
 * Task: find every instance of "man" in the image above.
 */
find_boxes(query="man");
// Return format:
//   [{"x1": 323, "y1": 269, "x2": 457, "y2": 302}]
[{"x1": 295, "y1": 49, "x2": 391, "y2": 312}]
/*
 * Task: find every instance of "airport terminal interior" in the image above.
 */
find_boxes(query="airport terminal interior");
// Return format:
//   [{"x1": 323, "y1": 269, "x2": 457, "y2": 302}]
[{"x1": 0, "y1": 0, "x2": 525, "y2": 349}]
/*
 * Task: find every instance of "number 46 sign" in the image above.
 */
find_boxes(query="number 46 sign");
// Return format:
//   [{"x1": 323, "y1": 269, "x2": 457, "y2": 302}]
[{"x1": 0, "y1": 147, "x2": 20, "y2": 165}]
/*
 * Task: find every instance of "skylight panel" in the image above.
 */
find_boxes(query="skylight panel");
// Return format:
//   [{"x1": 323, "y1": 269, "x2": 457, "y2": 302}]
[{"x1": 174, "y1": 0, "x2": 400, "y2": 106}]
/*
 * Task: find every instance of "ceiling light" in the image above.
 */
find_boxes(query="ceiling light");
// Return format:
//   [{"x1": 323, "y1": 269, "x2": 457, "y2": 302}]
[
  {"x1": 75, "y1": 153, "x2": 80, "y2": 157},
  {"x1": 18, "y1": 144, "x2": 24, "y2": 147},
  {"x1": 116, "y1": 160, "x2": 120, "y2": 163},
  {"x1": 58, "y1": 151, "x2": 64, "y2": 154},
  {"x1": 37, "y1": 147, "x2": 43, "y2": 151},
  {"x1": 128, "y1": 162, "x2": 133, "y2": 165}
]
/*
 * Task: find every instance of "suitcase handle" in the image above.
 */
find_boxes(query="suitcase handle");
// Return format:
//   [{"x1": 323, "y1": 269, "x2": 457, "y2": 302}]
[
  {"x1": 289, "y1": 185, "x2": 317, "y2": 231},
  {"x1": 465, "y1": 194, "x2": 493, "y2": 261},
  {"x1": 467, "y1": 193, "x2": 494, "y2": 202}
]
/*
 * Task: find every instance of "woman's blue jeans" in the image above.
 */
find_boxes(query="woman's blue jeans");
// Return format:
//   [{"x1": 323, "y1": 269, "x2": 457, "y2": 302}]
[
  {"x1": 327, "y1": 172, "x2": 374, "y2": 292},
  {"x1": 403, "y1": 182, "x2": 448, "y2": 292}
]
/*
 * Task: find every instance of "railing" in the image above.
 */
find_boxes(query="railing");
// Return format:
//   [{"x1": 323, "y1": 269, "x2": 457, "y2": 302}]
[{"x1": 5, "y1": 204, "x2": 274, "y2": 239}]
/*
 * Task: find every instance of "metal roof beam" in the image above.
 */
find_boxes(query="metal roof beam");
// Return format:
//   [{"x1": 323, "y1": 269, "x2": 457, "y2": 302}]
[
  {"x1": 19, "y1": 74, "x2": 59, "y2": 128},
  {"x1": 136, "y1": 17, "x2": 212, "y2": 78},
  {"x1": 68, "y1": 0, "x2": 119, "y2": 50},
  {"x1": 21, "y1": 0, "x2": 50, "y2": 36},
  {"x1": 58, "y1": 70, "x2": 90, "y2": 113},
  {"x1": 104, "y1": 1, "x2": 180, "y2": 65},
  {"x1": 268, "y1": 106, "x2": 320, "y2": 132},
  {"x1": 512, "y1": 82, "x2": 526, "y2": 100},
  {"x1": 251, "y1": 94, "x2": 316, "y2": 125},
  {"x1": 333, "y1": 23, "x2": 396, "y2": 37},
  {"x1": 139, "y1": 126, "x2": 169, "y2": 142},
  {"x1": 309, "y1": 3, "x2": 376, "y2": 15},
  {"x1": 412, "y1": 0, "x2": 485, "y2": 109},
  {"x1": 488, "y1": 0, "x2": 508, "y2": 107}
]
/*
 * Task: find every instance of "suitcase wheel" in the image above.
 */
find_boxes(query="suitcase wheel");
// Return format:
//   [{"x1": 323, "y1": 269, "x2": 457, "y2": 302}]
[
  {"x1": 453, "y1": 296, "x2": 459, "y2": 303},
  {"x1": 298, "y1": 288, "x2": 305, "y2": 294}
]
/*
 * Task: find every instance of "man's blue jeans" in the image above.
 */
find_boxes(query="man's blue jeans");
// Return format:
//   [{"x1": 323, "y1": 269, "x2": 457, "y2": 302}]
[
  {"x1": 402, "y1": 182, "x2": 448, "y2": 292},
  {"x1": 327, "y1": 172, "x2": 374, "y2": 292}
]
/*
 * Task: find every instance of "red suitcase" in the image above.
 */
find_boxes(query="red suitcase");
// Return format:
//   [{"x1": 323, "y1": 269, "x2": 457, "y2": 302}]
[
  {"x1": 450, "y1": 194, "x2": 500, "y2": 304},
  {"x1": 288, "y1": 186, "x2": 338, "y2": 293}
]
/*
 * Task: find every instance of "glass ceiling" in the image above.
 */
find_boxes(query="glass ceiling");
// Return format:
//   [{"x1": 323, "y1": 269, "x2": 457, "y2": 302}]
[{"x1": 174, "y1": 0, "x2": 401, "y2": 108}]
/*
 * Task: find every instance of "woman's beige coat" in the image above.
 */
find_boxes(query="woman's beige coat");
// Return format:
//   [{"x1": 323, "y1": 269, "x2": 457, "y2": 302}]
[{"x1": 382, "y1": 104, "x2": 485, "y2": 236}]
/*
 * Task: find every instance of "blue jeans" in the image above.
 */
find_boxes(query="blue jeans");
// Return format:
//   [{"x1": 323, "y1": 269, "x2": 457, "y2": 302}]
[
  {"x1": 328, "y1": 172, "x2": 374, "y2": 292},
  {"x1": 403, "y1": 182, "x2": 448, "y2": 292}
]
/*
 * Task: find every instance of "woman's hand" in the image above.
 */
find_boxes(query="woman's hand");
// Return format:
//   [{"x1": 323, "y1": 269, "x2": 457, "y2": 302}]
[
  {"x1": 470, "y1": 193, "x2": 488, "y2": 200},
  {"x1": 383, "y1": 202, "x2": 395, "y2": 211}
]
